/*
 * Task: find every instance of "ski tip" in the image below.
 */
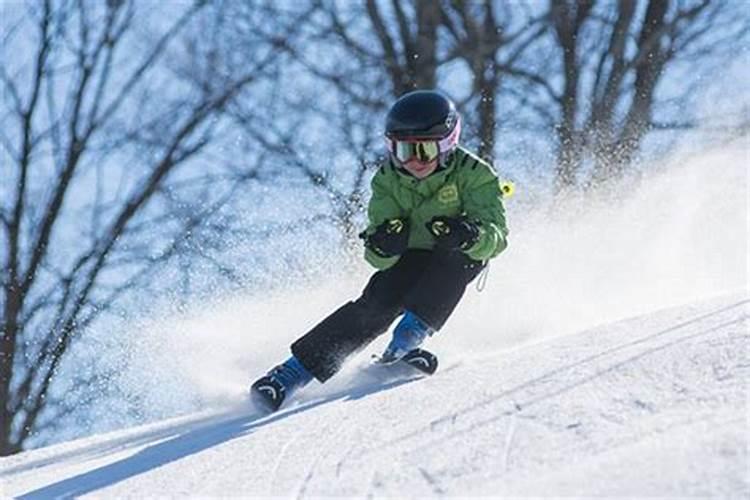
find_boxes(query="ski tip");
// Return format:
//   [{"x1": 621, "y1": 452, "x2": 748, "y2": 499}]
[
  {"x1": 402, "y1": 349, "x2": 439, "y2": 375},
  {"x1": 250, "y1": 377, "x2": 286, "y2": 413},
  {"x1": 371, "y1": 348, "x2": 439, "y2": 375}
]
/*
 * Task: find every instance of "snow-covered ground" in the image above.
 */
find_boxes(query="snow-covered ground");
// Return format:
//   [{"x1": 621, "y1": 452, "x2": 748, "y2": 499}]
[
  {"x1": 1, "y1": 291, "x2": 747, "y2": 498},
  {"x1": 1, "y1": 144, "x2": 747, "y2": 498}
]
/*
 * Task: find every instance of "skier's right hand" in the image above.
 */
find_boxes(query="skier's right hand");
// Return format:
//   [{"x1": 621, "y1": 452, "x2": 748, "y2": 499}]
[{"x1": 360, "y1": 218, "x2": 409, "y2": 258}]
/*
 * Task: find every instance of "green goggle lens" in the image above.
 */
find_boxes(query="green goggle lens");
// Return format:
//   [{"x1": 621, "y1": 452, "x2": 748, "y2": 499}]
[{"x1": 394, "y1": 141, "x2": 439, "y2": 162}]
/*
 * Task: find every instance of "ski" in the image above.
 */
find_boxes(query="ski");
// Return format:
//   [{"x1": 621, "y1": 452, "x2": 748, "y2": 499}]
[{"x1": 371, "y1": 348, "x2": 439, "y2": 376}]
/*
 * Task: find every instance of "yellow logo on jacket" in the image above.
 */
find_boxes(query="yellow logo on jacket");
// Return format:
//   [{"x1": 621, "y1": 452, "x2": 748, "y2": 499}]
[{"x1": 438, "y1": 184, "x2": 459, "y2": 205}]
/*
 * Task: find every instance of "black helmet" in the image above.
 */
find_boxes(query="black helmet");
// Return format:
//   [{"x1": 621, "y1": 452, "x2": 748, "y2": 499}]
[{"x1": 385, "y1": 90, "x2": 461, "y2": 141}]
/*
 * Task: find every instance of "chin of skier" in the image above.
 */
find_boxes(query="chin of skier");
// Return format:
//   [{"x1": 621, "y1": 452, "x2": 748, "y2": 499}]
[{"x1": 251, "y1": 89, "x2": 509, "y2": 412}]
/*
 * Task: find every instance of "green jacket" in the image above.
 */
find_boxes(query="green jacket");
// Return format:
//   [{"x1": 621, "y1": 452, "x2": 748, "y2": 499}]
[{"x1": 363, "y1": 146, "x2": 509, "y2": 269}]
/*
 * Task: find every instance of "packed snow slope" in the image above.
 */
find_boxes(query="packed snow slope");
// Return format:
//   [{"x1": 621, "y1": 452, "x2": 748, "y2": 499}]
[
  {"x1": 1, "y1": 144, "x2": 747, "y2": 497},
  {"x1": 1, "y1": 292, "x2": 748, "y2": 498}
]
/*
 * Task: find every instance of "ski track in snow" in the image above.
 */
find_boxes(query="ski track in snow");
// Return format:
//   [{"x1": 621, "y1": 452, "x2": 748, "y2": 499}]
[{"x1": 1, "y1": 292, "x2": 747, "y2": 498}]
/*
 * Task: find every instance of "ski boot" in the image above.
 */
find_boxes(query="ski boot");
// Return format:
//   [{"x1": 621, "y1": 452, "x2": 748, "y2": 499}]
[
  {"x1": 378, "y1": 310, "x2": 435, "y2": 364},
  {"x1": 250, "y1": 355, "x2": 313, "y2": 412}
]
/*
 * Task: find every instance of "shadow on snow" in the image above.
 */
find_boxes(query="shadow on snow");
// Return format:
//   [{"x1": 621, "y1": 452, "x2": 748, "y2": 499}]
[{"x1": 17, "y1": 376, "x2": 420, "y2": 499}]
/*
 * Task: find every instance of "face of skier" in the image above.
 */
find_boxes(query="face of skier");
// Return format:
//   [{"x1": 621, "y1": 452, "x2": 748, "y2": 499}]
[{"x1": 402, "y1": 157, "x2": 439, "y2": 179}]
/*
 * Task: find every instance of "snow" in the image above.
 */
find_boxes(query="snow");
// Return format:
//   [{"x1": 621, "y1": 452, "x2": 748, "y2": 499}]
[
  {"x1": 2, "y1": 292, "x2": 747, "y2": 498},
  {"x1": 1, "y1": 143, "x2": 747, "y2": 497}
]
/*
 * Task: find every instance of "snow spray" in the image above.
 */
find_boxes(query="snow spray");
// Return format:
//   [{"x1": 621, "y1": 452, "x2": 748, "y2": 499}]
[{"x1": 107, "y1": 142, "x2": 748, "y2": 427}]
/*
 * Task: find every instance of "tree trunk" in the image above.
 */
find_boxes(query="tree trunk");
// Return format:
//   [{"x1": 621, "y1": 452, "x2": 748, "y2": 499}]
[
  {"x1": 551, "y1": 0, "x2": 592, "y2": 191},
  {"x1": 1, "y1": 283, "x2": 21, "y2": 455},
  {"x1": 413, "y1": 0, "x2": 439, "y2": 90}
]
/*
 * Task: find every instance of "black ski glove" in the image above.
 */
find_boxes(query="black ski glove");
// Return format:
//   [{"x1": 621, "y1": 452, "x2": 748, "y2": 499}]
[
  {"x1": 426, "y1": 216, "x2": 480, "y2": 251},
  {"x1": 360, "y1": 218, "x2": 409, "y2": 258}
]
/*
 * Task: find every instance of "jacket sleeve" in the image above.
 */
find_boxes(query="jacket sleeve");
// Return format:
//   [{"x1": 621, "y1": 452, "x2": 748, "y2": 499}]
[
  {"x1": 461, "y1": 162, "x2": 509, "y2": 262},
  {"x1": 363, "y1": 166, "x2": 403, "y2": 270}
]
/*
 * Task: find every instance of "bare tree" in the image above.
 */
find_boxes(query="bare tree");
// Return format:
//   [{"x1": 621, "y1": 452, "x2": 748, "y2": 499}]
[
  {"x1": 364, "y1": 0, "x2": 441, "y2": 94},
  {"x1": 276, "y1": 0, "x2": 746, "y2": 199},
  {"x1": 507, "y1": 0, "x2": 747, "y2": 190},
  {"x1": 0, "y1": 0, "x2": 293, "y2": 455},
  {"x1": 218, "y1": 1, "x2": 401, "y2": 252},
  {"x1": 441, "y1": 1, "x2": 545, "y2": 160}
]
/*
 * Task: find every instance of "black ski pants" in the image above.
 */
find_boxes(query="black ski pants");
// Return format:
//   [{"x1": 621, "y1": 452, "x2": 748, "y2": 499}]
[{"x1": 291, "y1": 249, "x2": 485, "y2": 382}]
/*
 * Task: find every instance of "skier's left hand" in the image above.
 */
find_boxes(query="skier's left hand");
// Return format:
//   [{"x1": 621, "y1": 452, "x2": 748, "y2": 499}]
[{"x1": 426, "y1": 216, "x2": 480, "y2": 251}]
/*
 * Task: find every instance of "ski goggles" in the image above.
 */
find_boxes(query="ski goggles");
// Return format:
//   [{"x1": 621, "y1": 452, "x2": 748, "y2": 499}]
[
  {"x1": 386, "y1": 117, "x2": 462, "y2": 164},
  {"x1": 391, "y1": 140, "x2": 440, "y2": 163}
]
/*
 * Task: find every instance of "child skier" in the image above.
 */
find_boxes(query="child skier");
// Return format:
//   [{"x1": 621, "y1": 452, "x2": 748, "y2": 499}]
[{"x1": 251, "y1": 89, "x2": 509, "y2": 411}]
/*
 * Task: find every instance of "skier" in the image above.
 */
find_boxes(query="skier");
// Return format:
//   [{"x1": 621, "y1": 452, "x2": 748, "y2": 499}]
[{"x1": 251, "y1": 89, "x2": 509, "y2": 411}]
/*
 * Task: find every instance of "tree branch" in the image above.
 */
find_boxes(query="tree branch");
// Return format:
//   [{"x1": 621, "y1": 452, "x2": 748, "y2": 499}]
[{"x1": 365, "y1": 0, "x2": 405, "y2": 93}]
